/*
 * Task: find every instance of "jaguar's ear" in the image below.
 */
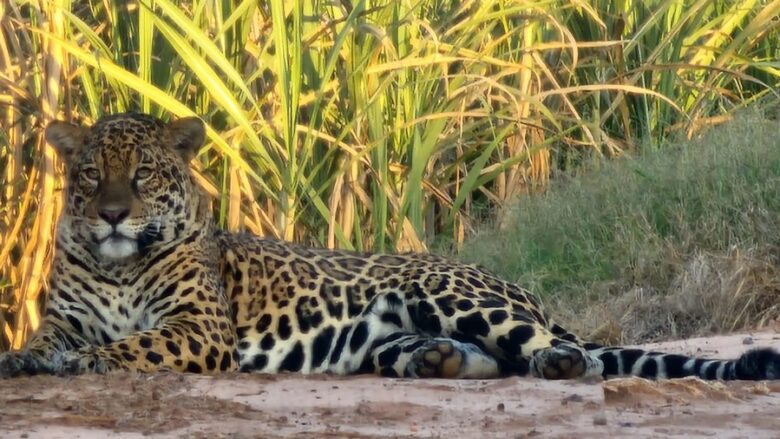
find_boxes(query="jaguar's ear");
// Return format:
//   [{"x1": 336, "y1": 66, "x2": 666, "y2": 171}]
[
  {"x1": 45, "y1": 120, "x2": 89, "y2": 166},
  {"x1": 166, "y1": 117, "x2": 205, "y2": 162}
]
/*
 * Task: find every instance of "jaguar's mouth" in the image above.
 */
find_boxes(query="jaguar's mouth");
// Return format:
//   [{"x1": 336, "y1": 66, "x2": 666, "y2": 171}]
[
  {"x1": 89, "y1": 222, "x2": 164, "y2": 261},
  {"x1": 97, "y1": 230, "x2": 133, "y2": 242},
  {"x1": 96, "y1": 233, "x2": 139, "y2": 260}
]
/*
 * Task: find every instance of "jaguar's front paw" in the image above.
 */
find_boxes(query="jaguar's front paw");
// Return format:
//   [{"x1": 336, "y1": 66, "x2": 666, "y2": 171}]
[
  {"x1": 55, "y1": 349, "x2": 114, "y2": 375},
  {"x1": 0, "y1": 351, "x2": 25, "y2": 378},
  {"x1": 0, "y1": 350, "x2": 52, "y2": 378}
]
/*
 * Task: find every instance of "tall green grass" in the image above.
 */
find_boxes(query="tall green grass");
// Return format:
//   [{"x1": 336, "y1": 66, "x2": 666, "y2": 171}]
[{"x1": 2, "y1": 0, "x2": 780, "y2": 348}]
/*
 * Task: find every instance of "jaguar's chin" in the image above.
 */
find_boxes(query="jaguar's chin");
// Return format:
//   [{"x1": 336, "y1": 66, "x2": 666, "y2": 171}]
[{"x1": 97, "y1": 235, "x2": 139, "y2": 260}]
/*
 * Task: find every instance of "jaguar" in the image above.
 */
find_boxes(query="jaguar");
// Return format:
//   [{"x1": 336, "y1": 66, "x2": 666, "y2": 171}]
[{"x1": 1, "y1": 112, "x2": 777, "y2": 381}]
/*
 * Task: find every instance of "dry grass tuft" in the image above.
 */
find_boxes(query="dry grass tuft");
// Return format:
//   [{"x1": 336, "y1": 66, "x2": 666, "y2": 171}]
[{"x1": 554, "y1": 247, "x2": 780, "y2": 345}]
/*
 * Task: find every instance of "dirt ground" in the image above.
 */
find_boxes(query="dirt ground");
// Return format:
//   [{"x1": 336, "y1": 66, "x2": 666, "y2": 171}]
[{"x1": 1, "y1": 332, "x2": 778, "y2": 439}]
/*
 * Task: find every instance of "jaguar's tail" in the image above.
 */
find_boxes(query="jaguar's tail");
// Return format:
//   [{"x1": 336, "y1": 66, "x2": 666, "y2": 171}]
[{"x1": 584, "y1": 344, "x2": 780, "y2": 380}]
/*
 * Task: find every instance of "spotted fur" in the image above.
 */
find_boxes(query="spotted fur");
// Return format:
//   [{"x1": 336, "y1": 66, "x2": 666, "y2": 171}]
[{"x1": 1, "y1": 113, "x2": 778, "y2": 381}]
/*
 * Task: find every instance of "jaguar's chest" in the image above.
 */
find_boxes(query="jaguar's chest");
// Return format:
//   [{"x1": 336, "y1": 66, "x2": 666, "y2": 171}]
[{"x1": 54, "y1": 271, "x2": 167, "y2": 344}]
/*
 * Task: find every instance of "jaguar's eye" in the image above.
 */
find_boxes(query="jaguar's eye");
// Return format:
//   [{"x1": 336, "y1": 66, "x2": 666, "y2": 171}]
[
  {"x1": 83, "y1": 168, "x2": 101, "y2": 180},
  {"x1": 135, "y1": 167, "x2": 153, "y2": 179}
]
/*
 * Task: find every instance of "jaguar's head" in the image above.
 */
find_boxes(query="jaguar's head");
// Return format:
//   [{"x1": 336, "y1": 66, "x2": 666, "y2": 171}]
[{"x1": 46, "y1": 112, "x2": 206, "y2": 261}]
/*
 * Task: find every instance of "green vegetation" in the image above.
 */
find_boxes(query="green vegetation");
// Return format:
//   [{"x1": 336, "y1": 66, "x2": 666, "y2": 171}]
[
  {"x1": 2, "y1": 0, "x2": 780, "y2": 348},
  {"x1": 460, "y1": 109, "x2": 780, "y2": 341}
]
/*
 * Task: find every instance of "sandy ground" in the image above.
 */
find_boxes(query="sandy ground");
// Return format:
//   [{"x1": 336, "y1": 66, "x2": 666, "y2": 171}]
[{"x1": 0, "y1": 332, "x2": 779, "y2": 439}]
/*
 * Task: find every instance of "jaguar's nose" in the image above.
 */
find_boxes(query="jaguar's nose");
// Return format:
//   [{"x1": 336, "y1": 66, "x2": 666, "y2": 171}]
[{"x1": 99, "y1": 207, "x2": 130, "y2": 225}]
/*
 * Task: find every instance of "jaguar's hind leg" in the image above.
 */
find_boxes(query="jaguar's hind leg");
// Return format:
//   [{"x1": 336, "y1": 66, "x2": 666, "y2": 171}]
[
  {"x1": 530, "y1": 344, "x2": 604, "y2": 380},
  {"x1": 367, "y1": 333, "x2": 500, "y2": 379}
]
